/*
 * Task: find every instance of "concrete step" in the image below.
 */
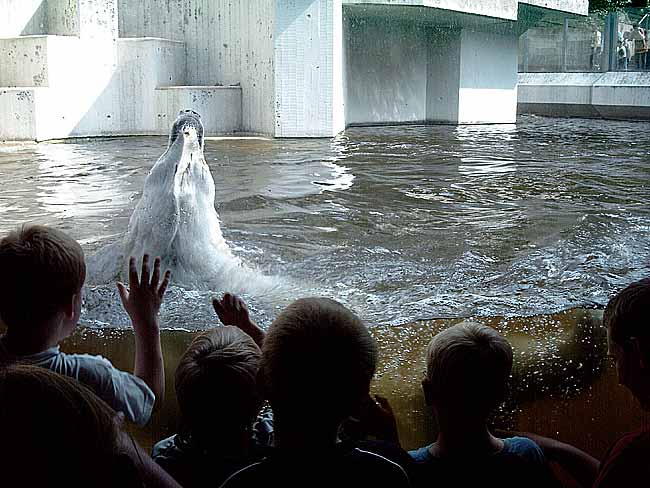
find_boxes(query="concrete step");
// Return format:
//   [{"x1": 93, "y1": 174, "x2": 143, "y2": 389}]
[
  {"x1": 0, "y1": 35, "x2": 80, "y2": 87},
  {"x1": 0, "y1": 88, "x2": 38, "y2": 141},
  {"x1": 155, "y1": 86, "x2": 243, "y2": 135},
  {"x1": 0, "y1": 0, "x2": 115, "y2": 39},
  {"x1": 117, "y1": 38, "x2": 187, "y2": 88},
  {"x1": 0, "y1": 84, "x2": 244, "y2": 141},
  {"x1": 1, "y1": 0, "x2": 78, "y2": 38}
]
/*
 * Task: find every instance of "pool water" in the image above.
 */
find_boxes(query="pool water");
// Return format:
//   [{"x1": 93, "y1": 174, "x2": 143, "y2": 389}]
[{"x1": 0, "y1": 115, "x2": 649, "y2": 328}]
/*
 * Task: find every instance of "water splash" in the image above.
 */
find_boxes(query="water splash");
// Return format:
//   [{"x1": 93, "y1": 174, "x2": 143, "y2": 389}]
[{"x1": 87, "y1": 111, "x2": 282, "y2": 296}]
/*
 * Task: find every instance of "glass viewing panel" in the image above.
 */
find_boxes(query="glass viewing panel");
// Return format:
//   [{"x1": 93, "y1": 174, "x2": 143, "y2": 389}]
[{"x1": 519, "y1": 8, "x2": 649, "y2": 73}]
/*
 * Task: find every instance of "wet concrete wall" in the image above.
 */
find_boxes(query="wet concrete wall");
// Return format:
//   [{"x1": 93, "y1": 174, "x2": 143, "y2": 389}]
[
  {"x1": 118, "y1": 0, "x2": 275, "y2": 135},
  {"x1": 518, "y1": 72, "x2": 650, "y2": 120},
  {"x1": 344, "y1": 14, "x2": 429, "y2": 125}
]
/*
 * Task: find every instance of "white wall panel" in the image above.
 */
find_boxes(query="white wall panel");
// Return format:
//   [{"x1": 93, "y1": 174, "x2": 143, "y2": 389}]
[{"x1": 345, "y1": 14, "x2": 428, "y2": 125}]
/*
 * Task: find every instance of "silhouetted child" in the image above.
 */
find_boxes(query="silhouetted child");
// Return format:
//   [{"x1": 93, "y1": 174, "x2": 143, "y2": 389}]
[
  {"x1": 592, "y1": 277, "x2": 650, "y2": 487},
  {"x1": 0, "y1": 364, "x2": 180, "y2": 488},
  {"x1": 220, "y1": 297, "x2": 411, "y2": 488},
  {"x1": 152, "y1": 296, "x2": 273, "y2": 487},
  {"x1": 409, "y1": 320, "x2": 558, "y2": 488},
  {"x1": 514, "y1": 279, "x2": 650, "y2": 487},
  {"x1": 0, "y1": 224, "x2": 170, "y2": 426}
]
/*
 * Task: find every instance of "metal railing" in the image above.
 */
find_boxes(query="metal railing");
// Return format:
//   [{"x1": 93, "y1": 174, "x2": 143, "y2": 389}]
[{"x1": 519, "y1": 8, "x2": 650, "y2": 73}]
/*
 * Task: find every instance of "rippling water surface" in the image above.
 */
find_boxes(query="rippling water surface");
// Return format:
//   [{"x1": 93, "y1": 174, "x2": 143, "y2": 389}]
[{"x1": 1, "y1": 116, "x2": 649, "y2": 328}]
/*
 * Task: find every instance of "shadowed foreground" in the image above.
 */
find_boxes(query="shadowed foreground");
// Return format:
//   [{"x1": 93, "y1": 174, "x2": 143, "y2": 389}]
[{"x1": 57, "y1": 308, "x2": 649, "y2": 458}]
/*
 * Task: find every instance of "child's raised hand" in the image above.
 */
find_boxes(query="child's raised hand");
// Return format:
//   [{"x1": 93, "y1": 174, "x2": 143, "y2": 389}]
[
  {"x1": 369, "y1": 394, "x2": 400, "y2": 444},
  {"x1": 212, "y1": 293, "x2": 265, "y2": 347},
  {"x1": 117, "y1": 254, "x2": 171, "y2": 330},
  {"x1": 212, "y1": 292, "x2": 250, "y2": 327}
]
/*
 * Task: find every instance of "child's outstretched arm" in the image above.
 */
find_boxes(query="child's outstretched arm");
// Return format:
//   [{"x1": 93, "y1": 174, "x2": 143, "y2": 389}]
[
  {"x1": 117, "y1": 255, "x2": 170, "y2": 412},
  {"x1": 212, "y1": 293, "x2": 265, "y2": 347}
]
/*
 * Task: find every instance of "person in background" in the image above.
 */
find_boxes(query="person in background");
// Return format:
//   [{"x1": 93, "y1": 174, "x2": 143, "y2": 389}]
[
  {"x1": 220, "y1": 297, "x2": 411, "y2": 488},
  {"x1": 617, "y1": 34, "x2": 629, "y2": 71},
  {"x1": 409, "y1": 321, "x2": 559, "y2": 488},
  {"x1": 0, "y1": 224, "x2": 169, "y2": 426},
  {"x1": 0, "y1": 364, "x2": 181, "y2": 488},
  {"x1": 630, "y1": 24, "x2": 647, "y2": 70},
  {"x1": 153, "y1": 294, "x2": 273, "y2": 488},
  {"x1": 590, "y1": 26, "x2": 603, "y2": 71}
]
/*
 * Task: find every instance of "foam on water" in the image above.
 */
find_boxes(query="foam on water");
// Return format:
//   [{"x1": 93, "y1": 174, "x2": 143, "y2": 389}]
[{"x1": 2, "y1": 116, "x2": 649, "y2": 329}]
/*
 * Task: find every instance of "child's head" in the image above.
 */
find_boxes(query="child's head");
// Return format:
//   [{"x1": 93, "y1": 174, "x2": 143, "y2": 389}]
[
  {"x1": 604, "y1": 278, "x2": 650, "y2": 409},
  {"x1": 0, "y1": 225, "x2": 85, "y2": 331},
  {"x1": 0, "y1": 364, "x2": 128, "y2": 486},
  {"x1": 422, "y1": 321, "x2": 513, "y2": 420},
  {"x1": 261, "y1": 297, "x2": 377, "y2": 427},
  {"x1": 175, "y1": 326, "x2": 262, "y2": 443}
]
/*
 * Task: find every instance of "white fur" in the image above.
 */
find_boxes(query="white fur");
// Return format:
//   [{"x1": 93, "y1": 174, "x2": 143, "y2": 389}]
[{"x1": 89, "y1": 119, "x2": 280, "y2": 293}]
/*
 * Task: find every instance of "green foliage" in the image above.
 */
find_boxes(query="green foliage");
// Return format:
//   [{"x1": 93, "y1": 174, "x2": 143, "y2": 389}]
[{"x1": 589, "y1": 0, "x2": 631, "y2": 12}]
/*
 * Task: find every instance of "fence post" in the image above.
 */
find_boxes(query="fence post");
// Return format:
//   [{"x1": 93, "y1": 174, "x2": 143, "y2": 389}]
[
  {"x1": 562, "y1": 17, "x2": 569, "y2": 72},
  {"x1": 523, "y1": 31, "x2": 530, "y2": 72},
  {"x1": 604, "y1": 12, "x2": 617, "y2": 72}
]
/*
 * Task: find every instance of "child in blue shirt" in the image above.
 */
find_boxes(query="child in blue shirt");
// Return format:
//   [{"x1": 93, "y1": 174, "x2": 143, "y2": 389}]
[
  {"x1": 409, "y1": 320, "x2": 558, "y2": 487},
  {"x1": 0, "y1": 224, "x2": 170, "y2": 426}
]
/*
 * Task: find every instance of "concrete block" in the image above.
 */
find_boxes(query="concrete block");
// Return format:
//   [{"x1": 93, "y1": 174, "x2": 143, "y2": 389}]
[
  {"x1": 116, "y1": 38, "x2": 187, "y2": 133},
  {"x1": 0, "y1": 37, "x2": 49, "y2": 87},
  {"x1": 517, "y1": 72, "x2": 650, "y2": 120},
  {"x1": 0, "y1": 88, "x2": 38, "y2": 141},
  {"x1": 117, "y1": 38, "x2": 186, "y2": 87},
  {"x1": 0, "y1": 85, "x2": 119, "y2": 141},
  {"x1": 155, "y1": 86, "x2": 243, "y2": 135},
  {"x1": 518, "y1": 84, "x2": 592, "y2": 105},
  {"x1": 592, "y1": 72, "x2": 650, "y2": 108},
  {"x1": 0, "y1": 35, "x2": 79, "y2": 88},
  {"x1": 0, "y1": 0, "x2": 81, "y2": 37},
  {"x1": 592, "y1": 74, "x2": 650, "y2": 119},
  {"x1": 0, "y1": 0, "x2": 47, "y2": 37},
  {"x1": 118, "y1": 0, "x2": 275, "y2": 136},
  {"x1": 517, "y1": 102, "x2": 601, "y2": 118},
  {"x1": 0, "y1": 0, "x2": 594, "y2": 140},
  {"x1": 32, "y1": 86, "x2": 84, "y2": 140},
  {"x1": 592, "y1": 85, "x2": 650, "y2": 109}
]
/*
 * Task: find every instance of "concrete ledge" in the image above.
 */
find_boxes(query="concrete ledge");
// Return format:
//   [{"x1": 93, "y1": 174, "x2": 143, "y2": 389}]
[
  {"x1": 0, "y1": 35, "x2": 80, "y2": 88},
  {"x1": 343, "y1": 0, "x2": 520, "y2": 21},
  {"x1": 0, "y1": 0, "x2": 81, "y2": 38},
  {"x1": 0, "y1": 88, "x2": 38, "y2": 141},
  {"x1": 518, "y1": 102, "x2": 601, "y2": 117},
  {"x1": 518, "y1": 72, "x2": 650, "y2": 120},
  {"x1": 342, "y1": 0, "x2": 588, "y2": 20},
  {"x1": 519, "y1": 0, "x2": 587, "y2": 16},
  {"x1": 117, "y1": 37, "x2": 186, "y2": 87}
]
